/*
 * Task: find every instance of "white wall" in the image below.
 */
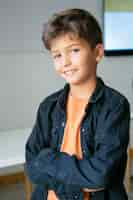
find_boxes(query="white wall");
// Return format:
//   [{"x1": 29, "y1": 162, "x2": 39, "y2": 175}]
[{"x1": 0, "y1": 0, "x2": 133, "y2": 132}]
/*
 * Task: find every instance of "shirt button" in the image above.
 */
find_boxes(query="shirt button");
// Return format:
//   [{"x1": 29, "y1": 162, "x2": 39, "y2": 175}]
[
  {"x1": 82, "y1": 128, "x2": 85, "y2": 132},
  {"x1": 82, "y1": 128, "x2": 87, "y2": 135},
  {"x1": 83, "y1": 149, "x2": 86, "y2": 153},
  {"x1": 61, "y1": 121, "x2": 65, "y2": 127}
]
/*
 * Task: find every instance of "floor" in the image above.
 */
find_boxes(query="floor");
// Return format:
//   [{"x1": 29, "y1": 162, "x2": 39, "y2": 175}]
[{"x1": 0, "y1": 181, "x2": 133, "y2": 200}]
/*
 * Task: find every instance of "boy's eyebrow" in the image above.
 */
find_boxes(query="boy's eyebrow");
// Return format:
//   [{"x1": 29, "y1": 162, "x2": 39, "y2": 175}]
[{"x1": 51, "y1": 43, "x2": 81, "y2": 53}]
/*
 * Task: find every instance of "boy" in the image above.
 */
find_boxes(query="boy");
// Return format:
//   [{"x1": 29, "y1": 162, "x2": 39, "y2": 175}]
[{"x1": 25, "y1": 8, "x2": 130, "y2": 200}]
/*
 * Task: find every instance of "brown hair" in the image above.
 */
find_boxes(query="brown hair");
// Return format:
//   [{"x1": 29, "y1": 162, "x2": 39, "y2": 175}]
[{"x1": 42, "y1": 8, "x2": 102, "y2": 50}]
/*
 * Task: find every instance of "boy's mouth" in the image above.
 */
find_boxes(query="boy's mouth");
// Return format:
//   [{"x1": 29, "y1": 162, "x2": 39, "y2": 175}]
[{"x1": 64, "y1": 69, "x2": 77, "y2": 76}]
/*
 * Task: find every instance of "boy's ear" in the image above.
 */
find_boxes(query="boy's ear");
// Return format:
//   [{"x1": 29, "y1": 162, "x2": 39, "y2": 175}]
[{"x1": 95, "y1": 44, "x2": 104, "y2": 63}]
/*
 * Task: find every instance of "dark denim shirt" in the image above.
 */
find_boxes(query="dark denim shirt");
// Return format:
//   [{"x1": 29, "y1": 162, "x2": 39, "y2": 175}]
[{"x1": 25, "y1": 77, "x2": 130, "y2": 200}]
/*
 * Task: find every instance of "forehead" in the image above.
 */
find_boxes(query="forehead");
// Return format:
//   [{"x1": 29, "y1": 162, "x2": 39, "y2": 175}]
[{"x1": 50, "y1": 33, "x2": 89, "y2": 52}]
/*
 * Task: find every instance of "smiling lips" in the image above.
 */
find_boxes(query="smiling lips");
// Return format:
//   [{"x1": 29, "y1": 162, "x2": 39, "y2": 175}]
[{"x1": 64, "y1": 69, "x2": 78, "y2": 76}]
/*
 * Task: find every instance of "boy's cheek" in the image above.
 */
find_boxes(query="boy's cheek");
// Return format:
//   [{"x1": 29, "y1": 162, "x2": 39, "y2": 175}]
[
  {"x1": 71, "y1": 54, "x2": 81, "y2": 63},
  {"x1": 54, "y1": 64, "x2": 62, "y2": 73},
  {"x1": 54, "y1": 60, "x2": 62, "y2": 69},
  {"x1": 53, "y1": 62, "x2": 60, "y2": 71}
]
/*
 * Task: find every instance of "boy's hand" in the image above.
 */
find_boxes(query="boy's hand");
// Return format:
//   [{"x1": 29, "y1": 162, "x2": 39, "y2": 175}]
[
  {"x1": 47, "y1": 190, "x2": 59, "y2": 200},
  {"x1": 82, "y1": 188, "x2": 104, "y2": 192}
]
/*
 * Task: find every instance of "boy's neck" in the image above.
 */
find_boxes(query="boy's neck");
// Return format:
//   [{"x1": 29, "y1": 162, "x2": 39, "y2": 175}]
[{"x1": 69, "y1": 76, "x2": 97, "y2": 100}]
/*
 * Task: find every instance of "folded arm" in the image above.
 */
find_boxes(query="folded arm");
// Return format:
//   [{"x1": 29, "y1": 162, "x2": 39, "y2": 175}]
[{"x1": 25, "y1": 98, "x2": 130, "y2": 191}]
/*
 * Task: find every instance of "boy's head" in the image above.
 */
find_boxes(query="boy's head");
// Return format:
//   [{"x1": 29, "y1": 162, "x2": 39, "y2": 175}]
[
  {"x1": 41, "y1": 8, "x2": 104, "y2": 86},
  {"x1": 42, "y1": 8, "x2": 103, "y2": 50}
]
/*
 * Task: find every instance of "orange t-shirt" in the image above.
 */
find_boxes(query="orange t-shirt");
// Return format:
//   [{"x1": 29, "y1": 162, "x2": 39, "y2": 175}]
[{"x1": 48, "y1": 92, "x2": 90, "y2": 200}]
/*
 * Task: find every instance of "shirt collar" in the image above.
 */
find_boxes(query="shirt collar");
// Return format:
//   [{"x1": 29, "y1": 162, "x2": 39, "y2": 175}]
[
  {"x1": 89, "y1": 77, "x2": 105, "y2": 103},
  {"x1": 50, "y1": 76, "x2": 105, "y2": 108}
]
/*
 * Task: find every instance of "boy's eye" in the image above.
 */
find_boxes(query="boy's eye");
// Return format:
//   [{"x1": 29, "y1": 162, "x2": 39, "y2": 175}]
[
  {"x1": 72, "y1": 48, "x2": 80, "y2": 53},
  {"x1": 53, "y1": 54, "x2": 61, "y2": 59}
]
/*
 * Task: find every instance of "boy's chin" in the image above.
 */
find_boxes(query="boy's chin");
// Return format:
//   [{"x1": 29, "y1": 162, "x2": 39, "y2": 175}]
[{"x1": 65, "y1": 79, "x2": 82, "y2": 86}]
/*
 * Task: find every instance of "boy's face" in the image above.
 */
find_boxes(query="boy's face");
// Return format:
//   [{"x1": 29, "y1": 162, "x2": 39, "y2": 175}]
[{"x1": 50, "y1": 33, "x2": 103, "y2": 86}]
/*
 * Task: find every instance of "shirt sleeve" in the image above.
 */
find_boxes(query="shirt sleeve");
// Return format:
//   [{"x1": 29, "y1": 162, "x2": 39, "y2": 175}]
[{"x1": 24, "y1": 101, "x2": 57, "y2": 190}]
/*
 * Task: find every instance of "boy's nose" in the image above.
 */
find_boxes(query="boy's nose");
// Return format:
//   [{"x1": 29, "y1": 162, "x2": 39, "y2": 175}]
[{"x1": 62, "y1": 55, "x2": 71, "y2": 67}]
